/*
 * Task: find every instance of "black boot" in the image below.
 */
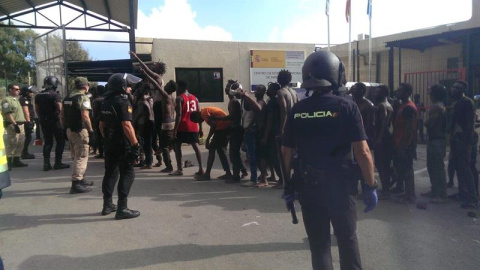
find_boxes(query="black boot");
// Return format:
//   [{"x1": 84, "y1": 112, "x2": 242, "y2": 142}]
[
  {"x1": 7, "y1": 157, "x2": 12, "y2": 171},
  {"x1": 69, "y1": 180, "x2": 92, "y2": 194},
  {"x1": 101, "y1": 198, "x2": 117, "y2": 215},
  {"x1": 21, "y1": 153, "x2": 35, "y2": 159},
  {"x1": 43, "y1": 163, "x2": 52, "y2": 171},
  {"x1": 53, "y1": 161, "x2": 70, "y2": 170},
  {"x1": 115, "y1": 199, "x2": 140, "y2": 220},
  {"x1": 79, "y1": 179, "x2": 94, "y2": 186},
  {"x1": 12, "y1": 157, "x2": 28, "y2": 167}
]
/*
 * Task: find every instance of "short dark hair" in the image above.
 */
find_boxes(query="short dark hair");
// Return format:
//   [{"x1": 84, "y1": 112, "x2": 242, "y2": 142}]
[
  {"x1": 352, "y1": 82, "x2": 367, "y2": 96},
  {"x1": 7, "y1": 84, "x2": 17, "y2": 91},
  {"x1": 165, "y1": 80, "x2": 177, "y2": 94},
  {"x1": 399, "y1": 83, "x2": 413, "y2": 97},
  {"x1": 255, "y1": 84, "x2": 266, "y2": 93},
  {"x1": 455, "y1": 79, "x2": 468, "y2": 90},
  {"x1": 151, "y1": 61, "x2": 167, "y2": 75},
  {"x1": 429, "y1": 84, "x2": 445, "y2": 101},
  {"x1": 189, "y1": 111, "x2": 203, "y2": 123},
  {"x1": 277, "y1": 69, "x2": 292, "y2": 87},
  {"x1": 177, "y1": 80, "x2": 187, "y2": 90},
  {"x1": 377, "y1": 85, "x2": 390, "y2": 98}
]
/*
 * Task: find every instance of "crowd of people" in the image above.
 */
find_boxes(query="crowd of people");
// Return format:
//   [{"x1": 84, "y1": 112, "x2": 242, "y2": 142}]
[{"x1": 1, "y1": 54, "x2": 479, "y2": 213}]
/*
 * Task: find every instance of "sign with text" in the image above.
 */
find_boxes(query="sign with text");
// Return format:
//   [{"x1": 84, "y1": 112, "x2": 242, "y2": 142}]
[{"x1": 250, "y1": 50, "x2": 305, "y2": 91}]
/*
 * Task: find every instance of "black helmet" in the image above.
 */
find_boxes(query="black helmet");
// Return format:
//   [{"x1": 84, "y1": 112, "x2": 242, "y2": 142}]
[
  {"x1": 105, "y1": 73, "x2": 142, "y2": 96},
  {"x1": 43, "y1": 76, "x2": 60, "y2": 90},
  {"x1": 301, "y1": 51, "x2": 345, "y2": 90},
  {"x1": 20, "y1": 85, "x2": 39, "y2": 96}
]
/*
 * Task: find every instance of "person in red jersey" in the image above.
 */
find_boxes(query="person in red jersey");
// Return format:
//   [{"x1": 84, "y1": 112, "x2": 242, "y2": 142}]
[{"x1": 171, "y1": 80, "x2": 204, "y2": 176}]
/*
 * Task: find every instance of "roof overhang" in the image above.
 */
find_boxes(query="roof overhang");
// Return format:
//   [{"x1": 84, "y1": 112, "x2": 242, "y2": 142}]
[
  {"x1": 385, "y1": 28, "x2": 479, "y2": 51},
  {"x1": 0, "y1": 0, "x2": 137, "y2": 30}
]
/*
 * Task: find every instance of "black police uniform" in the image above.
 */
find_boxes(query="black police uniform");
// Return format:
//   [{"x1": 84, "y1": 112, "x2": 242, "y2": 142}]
[
  {"x1": 34, "y1": 89, "x2": 67, "y2": 169},
  {"x1": 282, "y1": 91, "x2": 367, "y2": 270},
  {"x1": 100, "y1": 93, "x2": 136, "y2": 214},
  {"x1": 19, "y1": 94, "x2": 35, "y2": 158}
]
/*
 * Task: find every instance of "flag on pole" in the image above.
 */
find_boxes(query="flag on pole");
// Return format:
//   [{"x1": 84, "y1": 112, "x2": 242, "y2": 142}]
[
  {"x1": 346, "y1": 0, "x2": 351, "y2": 22},
  {"x1": 326, "y1": 0, "x2": 330, "y2": 16},
  {"x1": 367, "y1": 0, "x2": 372, "y2": 19}
]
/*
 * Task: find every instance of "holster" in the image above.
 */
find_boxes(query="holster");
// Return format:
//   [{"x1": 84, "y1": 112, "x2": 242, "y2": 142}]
[
  {"x1": 3, "y1": 121, "x2": 12, "y2": 128},
  {"x1": 303, "y1": 164, "x2": 328, "y2": 187}
]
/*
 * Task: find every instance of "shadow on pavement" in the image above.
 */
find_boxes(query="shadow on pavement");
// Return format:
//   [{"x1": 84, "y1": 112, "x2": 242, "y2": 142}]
[{"x1": 18, "y1": 242, "x2": 309, "y2": 270}]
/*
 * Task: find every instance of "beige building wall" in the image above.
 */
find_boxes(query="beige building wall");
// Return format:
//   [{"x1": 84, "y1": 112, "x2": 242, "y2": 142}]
[{"x1": 137, "y1": 38, "x2": 314, "y2": 111}]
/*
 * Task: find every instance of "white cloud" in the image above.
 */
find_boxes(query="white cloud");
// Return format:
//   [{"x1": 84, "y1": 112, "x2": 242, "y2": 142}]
[{"x1": 135, "y1": 0, "x2": 232, "y2": 41}]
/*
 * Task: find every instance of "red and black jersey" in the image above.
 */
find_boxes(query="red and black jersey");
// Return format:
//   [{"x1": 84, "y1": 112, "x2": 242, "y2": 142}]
[{"x1": 177, "y1": 92, "x2": 199, "y2": 132}]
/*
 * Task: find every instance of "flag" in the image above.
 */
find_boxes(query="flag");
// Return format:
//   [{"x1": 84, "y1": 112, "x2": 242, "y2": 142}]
[
  {"x1": 367, "y1": 0, "x2": 372, "y2": 19},
  {"x1": 326, "y1": 0, "x2": 330, "y2": 16},
  {"x1": 346, "y1": 0, "x2": 351, "y2": 22}
]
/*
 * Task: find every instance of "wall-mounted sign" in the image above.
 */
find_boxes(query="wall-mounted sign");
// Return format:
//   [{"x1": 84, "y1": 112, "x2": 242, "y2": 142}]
[{"x1": 250, "y1": 50, "x2": 304, "y2": 91}]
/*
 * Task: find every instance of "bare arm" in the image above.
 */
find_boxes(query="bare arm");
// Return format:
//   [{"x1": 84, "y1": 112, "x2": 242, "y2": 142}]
[
  {"x1": 140, "y1": 68, "x2": 168, "y2": 99},
  {"x1": 130, "y1": 51, "x2": 161, "y2": 83},
  {"x1": 278, "y1": 92, "x2": 288, "y2": 132},
  {"x1": 352, "y1": 140, "x2": 375, "y2": 186},
  {"x1": 121, "y1": 120, "x2": 139, "y2": 146},
  {"x1": 238, "y1": 90, "x2": 261, "y2": 112},
  {"x1": 22, "y1": 106, "x2": 30, "y2": 122},
  {"x1": 5, "y1": 113, "x2": 15, "y2": 124},
  {"x1": 174, "y1": 97, "x2": 183, "y2": 134},
  {"x1": 81, "y1": 110, "x2": 93, "y2": 132},
  {"x1": 99, "y1": 121, "x2": 105, "y2": 138},
  {"x1": 58, "y1": 102, "x2": 64, "y2": 128}
]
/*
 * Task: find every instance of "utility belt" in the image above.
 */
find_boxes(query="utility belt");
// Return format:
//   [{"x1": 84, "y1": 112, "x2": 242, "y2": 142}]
[
  {"x1": 3, "y1": 121, "x2": 24, "y2": 127},
  {"x1": 294, "y1": 160, "x2": 357, "y2": 194},
  {"x1": 104, "y1": 128, "x2": 126, "y2": 146}
]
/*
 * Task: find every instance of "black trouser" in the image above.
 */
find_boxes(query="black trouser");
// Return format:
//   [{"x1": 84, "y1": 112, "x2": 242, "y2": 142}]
[
  {"x1": 450, "y1": 139, "x2": 478, "y2": 204},
  {"x1": 267, "y1": 134, "x2": 282, "y2": 183},
  {"x1": 94, "y1": 127, "x2": 104, "y2": 156},
  {"x1": 142, "y1": 121, "x2": 155, "y2": 166},
  {"x1": 206, "y1": 129, "x2": 230, "y2": 175},
  {"x1": 229, "y1": 127, "x2": 244, "y2": 180},
  {"x1": 41, "y1": 119, "x2": 65, "y2": 164},
  {"x1": 102, "y1": 143, "x2": 135, "y2": 201},
  {"x1": 299, "y1": 169, "x2": 362, "y2": 270},
  {"x1": 393, "y1": 145, "x2": 415, "y2": 197},
  {"x1": 22, "y1": 122, "x2": 34, "y2": 155},
  {"x1": 374, "y1": 136, "x2": 393, "y2": 193},
  {"x1": 35, "y1": 118, "x2": 42, "y2": 140}
]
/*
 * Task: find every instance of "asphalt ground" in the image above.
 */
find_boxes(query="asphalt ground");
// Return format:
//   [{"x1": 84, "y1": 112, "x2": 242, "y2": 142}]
[{"x1": 0, "y1": 142, "x2": 479, "y2": 270}]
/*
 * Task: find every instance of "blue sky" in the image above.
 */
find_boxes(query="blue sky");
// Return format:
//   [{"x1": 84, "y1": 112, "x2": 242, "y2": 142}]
[{"x1": 27, "y1": 0, "x2": 473, "y2": 61}]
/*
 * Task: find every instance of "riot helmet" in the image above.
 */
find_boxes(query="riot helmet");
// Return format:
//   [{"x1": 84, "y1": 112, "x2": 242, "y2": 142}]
[
  {"x1": 105, "y1": 73, "x2": 142, "y2": 96},
  {"x1": 301, "y1": 51, "x2": 345, "y2": 91},
  {"x1": 20, "y1": 85, "x2": 39, "y2": 96},
  {"x1": 43, "y1": 76, "x2": 60, "y2": 90}
]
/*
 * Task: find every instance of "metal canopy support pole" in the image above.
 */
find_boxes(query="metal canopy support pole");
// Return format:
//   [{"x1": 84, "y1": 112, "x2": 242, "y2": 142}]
[
  {"x1": 388, "y1": 47, "x2": 394, "y2": 93},
  {"x1": 398, "y1": 47, "x2": 402, "y2": 85},
  {"x1": 128, "y1": 0, "x2": 136, "y2": 54}
]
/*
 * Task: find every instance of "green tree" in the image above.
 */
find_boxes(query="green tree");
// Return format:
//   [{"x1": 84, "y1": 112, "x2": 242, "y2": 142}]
[{"x1": 0, "y1": 23, "x2": 37, "y2": 85}]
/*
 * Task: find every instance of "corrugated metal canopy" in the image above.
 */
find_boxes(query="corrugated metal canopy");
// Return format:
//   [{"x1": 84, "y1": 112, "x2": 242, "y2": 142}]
[
  {"x1": 385, "y1": 28, "x2": 476, "y2": 51},
  {"x1": 0, "y1": 0, "x2": 137, "y2": 28}
]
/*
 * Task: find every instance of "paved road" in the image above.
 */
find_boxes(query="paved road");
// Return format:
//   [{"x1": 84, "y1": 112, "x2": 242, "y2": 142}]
[{"x1": 0, "y1": 143, "x2": 479, "y2": 270}]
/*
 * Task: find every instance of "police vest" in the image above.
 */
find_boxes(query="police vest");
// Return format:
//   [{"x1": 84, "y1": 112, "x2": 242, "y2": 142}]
[
  {"x1": 63, "y1": 94, "x2": 84, "y2": 132},
  {"x1": 0, "y1": 114, "x2": 11, "y2": 190}
]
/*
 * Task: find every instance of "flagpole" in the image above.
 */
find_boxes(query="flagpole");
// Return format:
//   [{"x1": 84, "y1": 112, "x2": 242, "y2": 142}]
[
  {"x1": 348, "y1": 8, "x2": 352, "y2": 82},
  {"x1": 327, "y1": 0, "x2": 330, "y2": 51},
  {"x1": 369, "y1": 15, "x2": 372, "y2": 82}
]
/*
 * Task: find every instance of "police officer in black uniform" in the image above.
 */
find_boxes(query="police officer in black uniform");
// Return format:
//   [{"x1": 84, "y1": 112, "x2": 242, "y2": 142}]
[
  {"x1": 19, "y1": 86, "x2": 38, "y2": 159},
  {"x1": 99, "y1": 73, "x2": 142, "y2": 220},
  {"x1": 34, "y1": 76, "x2": 70, "y2": 171},
  {"x1": 281, "y1": 51, "x2": 378, "y2": 270}
]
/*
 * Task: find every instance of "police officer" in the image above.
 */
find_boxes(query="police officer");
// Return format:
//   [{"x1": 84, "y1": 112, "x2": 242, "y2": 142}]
[
  {"x1": 19, "y1": 86, "x2": 38, "y2": 159},
  {"x1": 34, "y1": 76, "x2": 69, "y2": 171},
  {"x1": 2, "y1": 84, "x2": 28, "y2": 170},
  {"x1": 281, "y1": 51, "x2": 377, "y2": 270},
  {"x1": 99, "y1": 73, "x2": 141, "y2": 219},
  {"x1": 62, "y1": 77, "x2": 94, "y2": 194}
]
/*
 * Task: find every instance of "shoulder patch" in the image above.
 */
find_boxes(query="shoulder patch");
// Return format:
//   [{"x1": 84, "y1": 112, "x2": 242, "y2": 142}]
[
  {"x1": 83, "y1": 100, "x2": 91, "y2": 109},
  {"x1": 25, "y1": 101, "x2": 29, "y2": 104},
  {"x1": 2, "y1": 103, "x2": 9, "y2": 109},
  {"x1": 127, "y1": 106, "x2": 133, "y2": 113}
]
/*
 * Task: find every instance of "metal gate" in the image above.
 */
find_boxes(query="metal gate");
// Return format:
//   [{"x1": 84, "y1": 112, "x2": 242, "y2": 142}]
[
  {"x1": 403, "y1": 68, "x2": 465, "y2": 107},
  {"x1": 34, "y1": 25, "x2": 68, "y2": 97}
]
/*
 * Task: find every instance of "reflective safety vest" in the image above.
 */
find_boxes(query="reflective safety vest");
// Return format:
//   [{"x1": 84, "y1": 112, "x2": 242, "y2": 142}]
[{"x1": 0, "y1": 114, "x2": 11, "y2": 190}]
